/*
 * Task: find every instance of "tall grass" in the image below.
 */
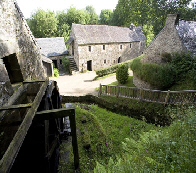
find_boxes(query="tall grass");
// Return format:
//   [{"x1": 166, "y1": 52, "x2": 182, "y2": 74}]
[{"x1": 94, "y1": 106, "x2": 196, "y2": 172}]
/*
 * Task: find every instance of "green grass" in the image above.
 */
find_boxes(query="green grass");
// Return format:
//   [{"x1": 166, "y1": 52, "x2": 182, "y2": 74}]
[
  {"x1": 93, "y1": 73, "x2": 116, "y2": 81},
  {"x1": 109, "y1": 76, "x2": 135, "y2": 87},
  {"x1": 58, "y1": 102, "x2": 196, "y2": 173}
]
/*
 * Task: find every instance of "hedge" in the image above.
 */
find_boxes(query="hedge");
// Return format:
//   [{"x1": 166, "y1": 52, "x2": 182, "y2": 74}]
[{"x1": 95, "y1": 59, "x2": 134, "y2": 77}]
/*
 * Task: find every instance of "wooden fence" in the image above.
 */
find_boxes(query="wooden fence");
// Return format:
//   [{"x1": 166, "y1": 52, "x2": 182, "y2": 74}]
[{"x1": 99, "y1": 84, "x2": 196, "y2": 105}]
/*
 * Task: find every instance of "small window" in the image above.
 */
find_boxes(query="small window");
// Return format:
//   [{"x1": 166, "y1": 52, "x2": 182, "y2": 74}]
[
  {"x1": 120, "y1": 45, "x2": 122, "y2": 49},
  {"x1": 130, "y1": 43, "x2": 132, "y2": 48},
  {"x1": 103, "y1": 45, "x2": 105, "y2": 50},
  {"x1": 88, "y1": 46, "x2": 91, "y2": 52},
  {"x1": 114, "y1": 60, "x2": 116, "y2": 64},
  {"x1": 104, "y1": 59, "x2": 106, "y2": 64},
  {"x1": 60, "y1": 59, "x2": 62, "y2": 64}
]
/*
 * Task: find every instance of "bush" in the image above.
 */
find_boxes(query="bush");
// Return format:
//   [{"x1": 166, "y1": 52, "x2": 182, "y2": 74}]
[
  {"x1": 131, "y1": 57, "x2": 175, "y2": 89},
  {"x1": 95, "y1": 59, "x2": 134, "y2": 77},
  {"x1": 170, "y1": 52, "x2": 196, "y2": 81},
  {"x1": 62, "y1": 57, "x2": 71, "y2": 73},
  {"x1": 53, "y1": 68, "x2": 59, "y2": 77},
  {"x1": 116, "y1": 64, "x2": 129, "y2": 84}
]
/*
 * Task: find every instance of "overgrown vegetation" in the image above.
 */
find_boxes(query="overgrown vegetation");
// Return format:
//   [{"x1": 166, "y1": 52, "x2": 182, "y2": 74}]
[
  {"x1": 116, "y1": 64, "x2": 129, "y2": 84},
  {"x1": 94, "y1": 106, "x2": 196, "y2": 172},
  {"x1": 95, "y1": 59, "x2": 133, "y2": 77},
  {"x1": 131, "y1": 52, "x2": 196, "y2": 90},
  {"x1": 53, "y1": 68, "x2": 59, "y2": 77},
  {"x1": 58, "y1": 102, "x2": 196, "y2": 172},
  {"x1": 131, "y1": 57, "x2": 175, "y2": 89}
]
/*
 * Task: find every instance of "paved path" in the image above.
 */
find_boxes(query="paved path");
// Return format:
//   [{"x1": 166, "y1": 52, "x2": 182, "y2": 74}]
[{"x1": 50, "y1": 71, "x2": 133, "y2": 96}]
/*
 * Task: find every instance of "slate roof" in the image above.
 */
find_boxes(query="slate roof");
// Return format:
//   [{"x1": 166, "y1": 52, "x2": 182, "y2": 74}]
[
  {"x1": 67, "y1": 24, "x2": 146, "y2": 45},
  {"x1": 176, "y1": 20, "x2": 196, "y2": 56},
  {"x1": 36, "y1": 37, "x2": 67, "y2": 57}
]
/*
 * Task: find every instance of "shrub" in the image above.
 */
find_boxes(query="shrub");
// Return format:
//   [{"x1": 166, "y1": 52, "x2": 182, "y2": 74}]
[
  {"x1": 116, "y1": 64, "x2": 129, "y2": 84},
  {"x1": 62, "y1": 57, "x2": 71, "y2": 73},
  {"x1": 170, "y1": 52, "x2": 196, "y2": 81},
  {"x1": 131, "y1": 57, "x2": 175, "y2": 89},
  {"x1": 53, "y1": 68, "x2": 59, "y2": 77}
]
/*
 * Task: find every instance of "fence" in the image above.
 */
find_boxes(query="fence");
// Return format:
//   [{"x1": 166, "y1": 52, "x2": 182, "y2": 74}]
[{"x1": 99, "y1": 84, "x2": 196, "y2": 105}]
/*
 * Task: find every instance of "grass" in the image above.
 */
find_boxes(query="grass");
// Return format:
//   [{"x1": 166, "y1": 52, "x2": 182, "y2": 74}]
[
  {"x1": 93, "y1": 73, "x2": 116, "y2": 81},
  {"x1": 109, "y1": 76, "x2": 135, "y2": 87},
  {"x1": 58, "y1": 103, "x2": 160, "y2": 172},
  {"x1": 58, "y1": 102, "x2": 196, "y2": 172}
]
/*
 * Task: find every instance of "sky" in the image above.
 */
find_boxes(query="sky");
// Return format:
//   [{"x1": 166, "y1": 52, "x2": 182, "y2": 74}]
[{"x1": 16, "y1": 0, "x2": 119, "y2": 18}]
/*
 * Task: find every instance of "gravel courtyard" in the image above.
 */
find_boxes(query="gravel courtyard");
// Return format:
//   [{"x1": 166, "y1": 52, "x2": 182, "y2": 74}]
[{"x1": 50, "y1": 71, "x2": 133, "y2": 96}]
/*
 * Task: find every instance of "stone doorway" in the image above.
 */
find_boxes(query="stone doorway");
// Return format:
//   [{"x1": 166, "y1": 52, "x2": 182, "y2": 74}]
[
  {"x1": 87, "y1": 60, "x2": 92, "y2": 71},
  {"x1": 118, "y1": 57, "x2": 121, "y2": 63},
  {"x1": 3, "y1": 53, "x2": 23, "y2": 84}
]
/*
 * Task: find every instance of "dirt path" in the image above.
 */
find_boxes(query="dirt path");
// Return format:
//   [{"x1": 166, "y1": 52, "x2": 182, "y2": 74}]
[{"x1": 50, "y1": 71, "x2": 133, "y2": 96}]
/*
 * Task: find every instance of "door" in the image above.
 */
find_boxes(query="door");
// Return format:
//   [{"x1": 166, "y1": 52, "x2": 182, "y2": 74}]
[{"x1": 87, "y1": 60, "x2": 92, "y2": 71}]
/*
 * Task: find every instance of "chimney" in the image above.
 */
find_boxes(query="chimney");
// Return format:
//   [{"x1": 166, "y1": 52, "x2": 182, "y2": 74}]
[
  {"x1": 165, "y1": 14, "x2": 180, "y2": 27},
  {"x1": 129, "y1": 23, "x2": 135, "y2": 31}
]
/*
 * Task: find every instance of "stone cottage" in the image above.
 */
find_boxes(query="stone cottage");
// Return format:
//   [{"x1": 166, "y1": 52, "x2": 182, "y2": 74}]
[
  {"x1": 66, "y1": 23, "x2": 146, "y2": 72},
  {"x1": 143, "y1": 14, "x2": 196, "y2": 63},
  {"x1": 133, "y1": 14, "x2": 196, "y2": 89},
  {"x1": 0, "y1": 0, "x2": 46, "y2": 107},
  {"x1": 36, "y1": 37, "x2": 68, "y2": 73}
]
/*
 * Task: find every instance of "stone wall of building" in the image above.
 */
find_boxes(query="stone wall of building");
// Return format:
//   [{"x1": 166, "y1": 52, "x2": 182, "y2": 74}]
[
  {"x1": 73, "y1": 41, "x2": 144, "y2": 71},
  {"x1": 0, "y1": 0, "x2": 46, "y2": 106},
  {"x1": 144, "y1": 14, "x2": 185, "y2": 61}
]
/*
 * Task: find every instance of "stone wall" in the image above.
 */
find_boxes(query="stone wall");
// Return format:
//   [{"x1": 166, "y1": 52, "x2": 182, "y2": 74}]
[
  {"x1": 144, "y1": 14, "x2": 185, "y2": 61},
  {"x1": 75, "y1": 41, "x2": 144, "y2": 71},
  {"x1": 0, "y1": 0, "x2": 46, "y2": 106}
]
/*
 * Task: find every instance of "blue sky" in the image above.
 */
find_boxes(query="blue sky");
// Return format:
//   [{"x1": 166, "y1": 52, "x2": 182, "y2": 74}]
[{"x1": 16, "y1": 0, "x2": 119, "y2": 18}]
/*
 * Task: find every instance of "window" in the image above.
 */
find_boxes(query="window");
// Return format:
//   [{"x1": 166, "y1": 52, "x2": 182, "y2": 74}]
[
  {"x1": 88, "y1": 46, "x2": 91, "y2": 52},
  {"x1": 114, "y1": 60, "x2": 116, "y2": 64},
  {"x1": 103, "y1": 45, "x2": 105, "y2": 50},
  {"x1": 120, "y1": 45, "x2": 122, "y2": 49},
  {"x1": 60, "y1": 59, "x2": 62, "y2": 64},
  {"x1": 130, "y1": 43, "x2": 132, "y2": 48},
  {"x1": 104, "y1": 59, "x2": 106, "y2": 64}
]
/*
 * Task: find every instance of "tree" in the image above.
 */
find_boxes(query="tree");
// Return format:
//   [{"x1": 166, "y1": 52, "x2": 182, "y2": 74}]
[
  {"x1": 65, "y1": 7, "x2": 89, "y2": 26},
  {"x1": 27, "y1": 9, "x2": 58, "y2": 38},
  {"x1": 99, "y1": 9, "x2": 113, "y2": 25},
  {"x1": 85, "y1": 6, "x2": 98, "y2": 24}
]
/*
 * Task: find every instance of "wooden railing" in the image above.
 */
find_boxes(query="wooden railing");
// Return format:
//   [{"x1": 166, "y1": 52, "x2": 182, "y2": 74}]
[{"x1": 98, "y1": 84, "x2": 196, "y2": 105}]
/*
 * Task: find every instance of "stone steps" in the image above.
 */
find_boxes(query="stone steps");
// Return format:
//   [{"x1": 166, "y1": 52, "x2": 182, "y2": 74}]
[{"x1": 69, "y1": 58, "x2": 78, "y2": 72}]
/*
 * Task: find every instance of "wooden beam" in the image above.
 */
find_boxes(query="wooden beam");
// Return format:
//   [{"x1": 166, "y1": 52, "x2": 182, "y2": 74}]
[
  {"x1": 45, "y1": 136, "x2": 59, "y2": 160},
  {"x1": 23, "y1": 80, "x2": 46, "y2": 83},
  {"x1": 34, "y1": 108, "x2": 75, "y2": 121},
  {"x1": 69, "y1": 109, "x2": 79, "y2": 170},
  {"x1": 0, "y1": 103, "x2": 32, "y2": 111},
  {"x1": 0, "y1": 79, "x2": 49, "y2": 173}
]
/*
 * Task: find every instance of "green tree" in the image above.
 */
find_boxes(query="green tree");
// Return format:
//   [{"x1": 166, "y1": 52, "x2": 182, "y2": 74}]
[
  {"x1": 99, "y1": 9, "x2": 113, "y2": 25},
  {"x1": 27, "y1": 9, "x2": 58, "y2": 38},
  {"x1": 65, "y1": 7, "x2": 89, "y2": 26},
  {"x1": 85, "y1": 6, "x2": 98, "y2": 24}
]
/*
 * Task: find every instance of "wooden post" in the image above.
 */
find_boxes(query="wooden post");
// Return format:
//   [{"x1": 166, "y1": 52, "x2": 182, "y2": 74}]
[
  {"x1": 98, "y1": 83, "x2": 102, "y2": 97},
  {"x1": 117, "y1": 85, "x2": 120, "y2": 97},
  {"x1": 139, "y1": 88, "x2": 143, "y2": 101},
  {"x1": 164, "y1": 90, "x2": 170, "y2": 106},
  {"x1": 69, "y1": 109, "x2": 79, "y2": 170}
]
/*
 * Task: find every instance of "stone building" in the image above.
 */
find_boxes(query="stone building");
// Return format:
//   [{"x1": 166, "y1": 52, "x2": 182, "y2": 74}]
[
  {"x1": 133, "y1": 14, "x2": 196, "y2": 89},
  {"x1": 36, "y1": 37, "x2": 68, "y2": 73},
  {"x1": 67, "y1": 23, "x2": 146, "y2": 72},
  {"x1": 143, "y1": 14, "x2": 196, "y2": 63},
  {"x1": 0, "y1": 0, "x2": 46, "y2": 106}
]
